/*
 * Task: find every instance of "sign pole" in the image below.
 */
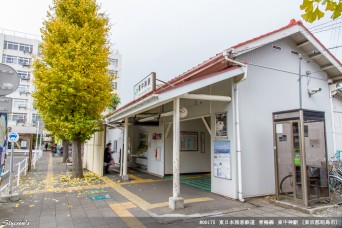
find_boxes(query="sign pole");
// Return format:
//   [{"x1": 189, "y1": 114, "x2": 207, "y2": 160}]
[
  {"x1": 6, "y1": 132, "x2": 19, "y2": 195},
  {"x1": 8, "y1": 141, "x2": 14, "y2": 194}
]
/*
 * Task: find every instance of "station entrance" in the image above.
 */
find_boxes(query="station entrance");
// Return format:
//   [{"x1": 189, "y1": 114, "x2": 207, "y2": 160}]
[{"x1": 128, "y1": 116, "x2": 212, "y2": 192}]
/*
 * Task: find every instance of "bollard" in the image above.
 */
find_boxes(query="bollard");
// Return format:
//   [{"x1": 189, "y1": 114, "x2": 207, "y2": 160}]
[{"x1": 17, "y1": 162, "x2": 21, "y2": 186}]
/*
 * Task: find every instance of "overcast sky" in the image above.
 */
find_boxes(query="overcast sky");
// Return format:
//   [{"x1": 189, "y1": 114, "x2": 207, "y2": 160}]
[{"x1": 1, "y1": 0, "x2": 341, "y2": 104}]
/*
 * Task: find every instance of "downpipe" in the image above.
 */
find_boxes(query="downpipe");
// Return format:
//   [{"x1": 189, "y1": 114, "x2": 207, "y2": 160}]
[{"x1": 223, "y1": 50, "x2": 247, "y2": 202}]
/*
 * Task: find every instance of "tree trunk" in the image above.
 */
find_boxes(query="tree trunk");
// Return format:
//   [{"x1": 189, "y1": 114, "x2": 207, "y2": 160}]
[
  {"x1": 72, "y1": 138, "x2": 84, "y2": 178},
  {"x1": 62, "y1": 140, "x2": 69, "y2": 163}
]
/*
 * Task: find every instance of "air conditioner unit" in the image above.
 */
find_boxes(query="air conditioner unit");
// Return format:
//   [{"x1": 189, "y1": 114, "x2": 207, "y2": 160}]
[
  {"x1": 19, "y1": 90, "x2": 30, "y2": 95},
  {"x1": 18, "y1": 104, "x2": 27, "y2": 109}
]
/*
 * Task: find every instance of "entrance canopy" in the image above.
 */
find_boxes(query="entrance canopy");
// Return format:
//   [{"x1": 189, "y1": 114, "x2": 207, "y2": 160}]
[{"x1": 106, "y1": 65, "x2": 244, "y2": 123}]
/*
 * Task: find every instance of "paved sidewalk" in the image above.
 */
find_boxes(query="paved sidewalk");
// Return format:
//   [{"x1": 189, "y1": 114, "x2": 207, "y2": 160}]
[{"x1": 0, "y1": 152, "x2": 340, "y2": 228}]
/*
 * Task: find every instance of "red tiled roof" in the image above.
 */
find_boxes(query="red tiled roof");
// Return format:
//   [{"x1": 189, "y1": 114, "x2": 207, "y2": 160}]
[
  {"x1": 232, "y1": 19, "x2": 299, "y2": 49},
  {"x1": 108, "y1": 19, "x2": 341, "y2": 117}
]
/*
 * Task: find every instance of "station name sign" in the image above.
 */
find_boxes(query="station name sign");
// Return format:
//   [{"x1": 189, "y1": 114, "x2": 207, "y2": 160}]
[{"x1": 134, "y1": 72, "x2": 156, "y2": 99}]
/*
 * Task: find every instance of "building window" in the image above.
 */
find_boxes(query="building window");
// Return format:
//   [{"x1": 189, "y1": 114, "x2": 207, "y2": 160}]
[
  {"x1": 2, "y1": 54, "x2": 31, "y2": 66},
  {"x1": 13, "y1": 99, "x2": 28, "y2": 109},
  {"x1": 17, "y1": 85, "x2": 29, "y2": 94},
  {"x1": 17, "y1": 70, "x2": 31, "y2": 80},
  {"x1": 113, "y1": 140, "x2": 118, "y2": 153},
  {"x1": 32, "y1": 114, "x2": 40, "y2": 124},
  {"x1": 18, "y1": 56, "x2": 31, "y2": 66},
  {"x1": 4, "y1": 41, "x2": 33, "y2": 53},
  {"x1": 109, "y1": 58, "x2": 118, "y2": 67},
  {"x1": 111, "y1": 82, "x2": 117, "y2": 90},
  {"x1": 9, "y1": 113, "x2": 27, "y2": 122},
  {"x1": 109, "y1": 70, "x2": 118, "y2": 79},
  {"x1": 2, "y1": 54, "x2": 17, "y2": 64}
]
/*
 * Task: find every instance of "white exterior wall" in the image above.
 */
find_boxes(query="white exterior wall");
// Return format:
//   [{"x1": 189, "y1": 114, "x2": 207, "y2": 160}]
[
  {"x1": 83, "y1": 130, "x2": 105, "y2": 176},
  {"x1": 209, "y1": 79, "x2": 237, "y2": 198},
  {"x1": 1, "y1": 33, "x2": 40, "y2": 130},
  {"x1": 236, "y1": 38, "x2": 333, "y2": 198},
  {"x1": 332, "y1": 94, "x2": 342, "y2": 153},
  {"x1": 147, "y1": 124, "x2": 165, "y2": 176}
]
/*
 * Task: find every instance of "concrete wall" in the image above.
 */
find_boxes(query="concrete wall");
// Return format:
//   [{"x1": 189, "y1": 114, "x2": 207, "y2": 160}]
[
  {"x1": 236, "y1": 37, "x2": 333, "y2": 198},
  {"x1": 83, "y1": 130, "x2": 105, "y2": 176}
]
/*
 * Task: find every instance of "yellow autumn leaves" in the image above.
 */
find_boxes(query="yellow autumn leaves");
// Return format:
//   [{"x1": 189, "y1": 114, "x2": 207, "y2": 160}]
[
  {"x1": 300, "y1": 0, "x2": 342, "y2": 23},
  {"x1": 32, "y1": 0, "x2": 112, "y2": 143}
]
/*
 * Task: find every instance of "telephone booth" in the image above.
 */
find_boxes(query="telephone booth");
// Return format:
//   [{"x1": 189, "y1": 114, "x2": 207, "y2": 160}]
[{"x1": 273, "y1": 109, "x2": 330, "y2": 207}]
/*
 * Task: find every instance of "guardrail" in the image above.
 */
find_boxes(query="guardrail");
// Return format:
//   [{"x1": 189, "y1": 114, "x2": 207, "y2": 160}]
[
  {"x1": 0, "y1": 170, "x2": 10, "y2": 192},
  {"x1": 0, "y1": 150, "x2": 43, "y2": 193},
  {"x1": 32, "y1": 150, "x2": 42, "y2": 169},
  {"x1": 15, "y1": 157, "x2": 28, "y2": 186}
]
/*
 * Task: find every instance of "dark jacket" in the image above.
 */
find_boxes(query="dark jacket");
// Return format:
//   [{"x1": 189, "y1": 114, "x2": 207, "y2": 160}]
[{"x1": 104, "y1": 147, "x2": 112, "y2": 163}]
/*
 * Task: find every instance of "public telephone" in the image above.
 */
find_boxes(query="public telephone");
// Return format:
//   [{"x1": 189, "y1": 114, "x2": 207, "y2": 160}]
[{"x1": 273, "y1": 109, "x2": 330, "y2": 207}]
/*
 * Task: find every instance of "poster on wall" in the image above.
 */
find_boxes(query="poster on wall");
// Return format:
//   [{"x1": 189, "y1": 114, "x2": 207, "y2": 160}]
[
  {"x1": 213, "y1": 140, "x2": 231, "y2": 179},
  {"x1": 21, "y1": 140, "x2": 27, "y2": 149},
  {"x1": 180, "y1": 132, "x2": 198, "y2": 151},
  {"x1": 0, "y1": 113, "x2": 7, "y2": 180},
  {"x1": 215, "y1": 112, "x2": 227, "y2": 138}
]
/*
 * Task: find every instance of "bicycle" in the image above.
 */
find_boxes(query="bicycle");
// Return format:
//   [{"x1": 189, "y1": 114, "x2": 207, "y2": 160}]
[{"x1": 329, "y1": 174, "x2": 342, "y2": 194}]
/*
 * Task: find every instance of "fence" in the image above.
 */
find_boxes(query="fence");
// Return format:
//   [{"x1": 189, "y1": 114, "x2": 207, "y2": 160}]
[
  {"x1": 0, "y1": 150, "x2": 42, "y2": 193},
  {"x1": 15, "y1": 157, "x2": 28, "y2": 186},
  {"x1": 32, "y1": 150, "x2": 42, "y2": 169},
  {"x1": 0, "y1": 170, "x2": 10, "y2": 192}
]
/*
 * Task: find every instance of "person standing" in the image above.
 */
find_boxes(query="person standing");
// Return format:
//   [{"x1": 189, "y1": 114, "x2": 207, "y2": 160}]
[{"x1": 104, "y1": 143, "x2": 113, "y2": 174}]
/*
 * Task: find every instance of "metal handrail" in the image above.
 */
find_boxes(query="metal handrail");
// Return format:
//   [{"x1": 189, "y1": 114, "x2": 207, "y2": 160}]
[
  {"x1": 1, "y1": 170, "x2": 9, "y2": 177},
  {"x1": 15, "y1": 157, "x2": 28, "y2": 186}
]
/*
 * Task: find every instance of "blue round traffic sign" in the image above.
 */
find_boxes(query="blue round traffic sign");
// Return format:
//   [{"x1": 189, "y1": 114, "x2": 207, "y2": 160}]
[{"x1": 8, "y1": 132, "x2": 19, "y2": 142}]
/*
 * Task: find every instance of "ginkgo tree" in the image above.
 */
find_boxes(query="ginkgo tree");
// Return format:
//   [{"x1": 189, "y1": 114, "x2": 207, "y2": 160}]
[
  {"x1": 301, "y1": 0, "x2": 342, "y2": 22},
  {"x1": 33, "y1": 0, "x2": 113, "y2": 178}
]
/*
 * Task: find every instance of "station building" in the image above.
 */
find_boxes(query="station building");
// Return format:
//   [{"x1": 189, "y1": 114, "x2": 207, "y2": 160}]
[{"x1": 84, "y1": 20, "x2": 342, "y2": 209}]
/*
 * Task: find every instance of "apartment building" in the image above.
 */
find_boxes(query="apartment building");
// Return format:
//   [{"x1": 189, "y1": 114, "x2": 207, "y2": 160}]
[
  {"x1": 109, "y1": 49, "x2": 122, "y2": 94},
  {"x1": 0, "y1": 29, "x2": 121, "y2": 137},
  {"x1": 0, "y1": 30, "x2": 40, "y2": 135}
]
